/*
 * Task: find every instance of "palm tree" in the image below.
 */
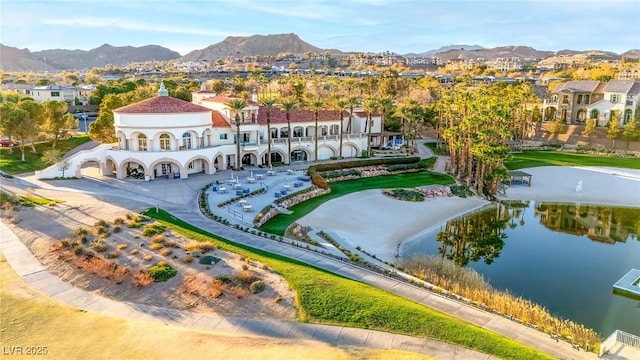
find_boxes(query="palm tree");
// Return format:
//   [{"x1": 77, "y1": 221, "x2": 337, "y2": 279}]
[
  {"x1": 329, "y1": 96, "x2": 348, "y2": 159},
  {"x1": 346, "y1": 96, "x2": 360, "y2": 133},
  {"x1": 304, "y1": 95, "x2": 325, "y2": 161},
  {"x1": 258, "y1": 95, "x2": 278, "y2": 168},
  {"x1": 378, "y1": 96, "x2": 394, "y2": 148},
  {"x1": 279, "y1": 96, "x2": 298, "y2": 164},
  {"x1": 224, "y1": 98, "x2": 248, "y2": 171},
  {"x1": 363, "y1": 97, "x2": 380, "y2": 157}
]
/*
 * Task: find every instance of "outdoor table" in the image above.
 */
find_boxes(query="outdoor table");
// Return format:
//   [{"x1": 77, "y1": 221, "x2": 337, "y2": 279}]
[
  {"x1": 233, "y1": 183, "x2": 243, "y2": 190},
  {"x1": 247, "y1": 177, "x2": 256, "y2": 183},
  {"x1": 217, "y1": 187, "x2": 227, "y2": 194},
  {"x1": 283, "y1": 184, "x2": 291, "y2": 191},
  {"x1": 287, "y1": 169, "x2": 295, "y2": 175},
  {"x1": 255, "y1": 174, "x2": 265, "y2": 180},
  {"x1": 243, "y1": 204, "x2": 253, "y2": 212},
  {"x1": 267, "y1": 170, "x2": 276, "y2": 176},
  {"x1": 238, "y1": 199, "x2": 248, "y2": 207}
]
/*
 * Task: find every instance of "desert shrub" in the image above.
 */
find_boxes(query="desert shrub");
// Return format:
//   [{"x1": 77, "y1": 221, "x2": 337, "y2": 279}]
[
  {"x1": 147, "y1": 263, "x2": 177, "y2": 282},
  {"x1": 72, "y1": 226, "x2": 90, "y2": 236},
  {"x1": 112, "y1": 226, "x2": 122, "y2": 233},
  {"x1": 217, "y1": 274, "x2": 233, "y2": 284},
  {"x1": 249, "y1": 280, "x2": 266, "y2": 294},
  {"x1": 116, "y1": 244, "x2": 128, "y2": 250},
  {"x1": 184, "y1": 242, "x2": 216, "y2": 253},
  {"x1": 149, "y1": 243, "x2": 163, "y2": 250},
  {"x1": 160, "y1": 248, "x2": 173, "y2": 257},
  {"x1": 143, "y1": 254, "x2": 153, "y2": 262},
  {"x1": 142, "y1": 223, "x2": 166, "y2": 236},
  {"x1": 128, "y1": 221, "x2": 142, "y2": 228},
  {"x1": 106, "y1": 251, "x2": 119, "y2": 259},
  {"x1": 90, "y1": 239, "x2": 107, "y2": 253},
  {"x1": 130, "y1": 249, "x2": 139, "y2": 255},
  {"x1": 199, "y1": 255, "x2": 220, "y2": 265},
  {"x1": 133, "y1": 271, "x2": 154, "y2": 287},
  {"x1": 182, "y1": 255, "x2": 194, "y2": 264},
  {"x1": 209, "y1": 279, "x2": 225, "y2": 298},
  {"x1": 242, "y1": 264, "x2": 249, "y2": 271},
  {"x1": 164, "y1": 239, "x2": 179, "y2": 248},
  {"x1": 190, "y1": 250, "x2": 202, "y2": 258},
  {"x1": 113, "y1": 217, "x2": 125, "y2": 225},
  {"x1": 94, "y1": 219, "x2": 110, "y2": 228},
  {"x1": 232, "y1": 286, "x2": 248, "y2": 298},
  {"x1": 238, "y1": 270, "x2": 258, "y2": 285},
  {"x1": 151, "y1": 234, "x2": 165, "y2": 244},
  {"x1": 274, "y1": 295, "x2": 282, "y2": 303}
]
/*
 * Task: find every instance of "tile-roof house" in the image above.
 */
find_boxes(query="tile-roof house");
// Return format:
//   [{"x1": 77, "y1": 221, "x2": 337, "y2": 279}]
[
  {"x1": 543, "y1": 80, "x2": 604, "y2": 124},
  {"x1": 587, "y1": 79, "x2": 640, "y2": 126}
]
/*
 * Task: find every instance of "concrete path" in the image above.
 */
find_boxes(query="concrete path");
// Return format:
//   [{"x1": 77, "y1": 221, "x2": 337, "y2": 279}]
[
  {"x1": 1, "y1": 221, "x2": 494, "y2": 360},
  {"x1": 0, "y1": 173, "x2": 597, "y2": 359}
]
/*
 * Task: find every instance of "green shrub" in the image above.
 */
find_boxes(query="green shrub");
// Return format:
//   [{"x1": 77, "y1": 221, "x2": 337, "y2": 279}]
[
  {"x1": 147, "y1": 263, "x2": 177, "y2": 282},
  {"x1": 450, "y1": 184, "x2": 475, "y2": 198},
  {"x1": 199, "y1": 255, "x2": 220, "y2": 265},
  {"x1": 142, "y1": 223, "x2": 166, "y2": 236},
  {"x1": 90, "y1": 240, "x2": 107, "y2": 253},
  {"x1": 249, "y1": 280, "x2": 266, "y2": 294}
]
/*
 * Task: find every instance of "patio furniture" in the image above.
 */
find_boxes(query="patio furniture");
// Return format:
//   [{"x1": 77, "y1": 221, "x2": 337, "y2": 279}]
[
  {"x1": 267, "y1": 170, "x2": 276, "y2": 176},
  {"x1": 282, "y1": 184, "x2": 291, "y2": 191},
  {"x1": 212, "y1": 185, "x2": 218, "y2": 192},
  {"x1": 274, "y1": 192, "x2": 281, "y2": 198},
  {"x1": 247, "y1": 176, "x2": 256, "y2": 183},
  {"x1": 243, "y1": 204, "x2": 253, "y2": 212},
  {"x1": 287, "y1": 169, "x2": 295, "y2": 175},
  {"x1": 217, "y1": 187, "x2": 227, "y2": 194},
  {"x1": 238, "y1": 199, "x2": 248, "y2": 207},
  {"x1": 255, "y1": 174, "x2": 265, "y2": 180},
  {"x1": 236, "y1": 190, "x2": 244, "y2": 196},
  {"x1": 232, "y1": 183, "x2": 243, "y2": 190},
  {"x1": 243, "y1": 187, "x2": 250, "y2": 194}
]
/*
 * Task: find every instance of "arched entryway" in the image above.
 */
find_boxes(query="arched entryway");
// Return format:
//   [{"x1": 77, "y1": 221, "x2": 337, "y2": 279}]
[
  {"x1": 149, "y1": 159, "x2": 181, "y2": 179},
  {"x1": 290, "y1": 148, "x2": 309, "y2": 162},
  {"x1": 262, "y1": 149, "x2": 285, "y2": 166},
  {"x1": 121, "y1": 161, "x2": 147, "y2": 180},
  {"x1": 242, "y1": 153, "x2": 258, "y2": 166},
  {"x1": 544, "y1": 107, "x2": 557, "y2": 121}
]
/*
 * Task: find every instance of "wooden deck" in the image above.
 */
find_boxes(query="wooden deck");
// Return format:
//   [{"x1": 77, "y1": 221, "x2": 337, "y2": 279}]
[{"x1": 613, "y1": 269, "x2": 640, "y2": 299}]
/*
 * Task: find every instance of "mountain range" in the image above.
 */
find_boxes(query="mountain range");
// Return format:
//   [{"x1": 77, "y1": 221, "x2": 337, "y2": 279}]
[{"x1": 1, "y1": 33, "x2": 638, "y2": 72}]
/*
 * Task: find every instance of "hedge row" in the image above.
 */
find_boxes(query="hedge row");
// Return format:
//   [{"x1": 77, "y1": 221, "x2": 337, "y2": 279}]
[{"x1": 308, "y1": 157, "x2": 422, "y2": 189}]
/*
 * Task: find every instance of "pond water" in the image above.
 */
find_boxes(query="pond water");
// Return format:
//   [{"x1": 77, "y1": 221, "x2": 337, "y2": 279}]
[{"x1": 400, "y1": 201, "x2": 640, "y2": 337}]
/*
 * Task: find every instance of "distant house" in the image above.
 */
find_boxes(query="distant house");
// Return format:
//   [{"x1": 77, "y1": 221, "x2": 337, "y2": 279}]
[
  {"x1": 1, "y1": 84, "x2": 95, "y2": 105},
  {"x1": 543, "y1": 79, "x2": 640, "y2": 126},
  {"x1": 541, "y1": 80, "x2": 605, "y2": 124},
  {"x1": 586, "y1": 79, "x2": 640, "y2": 126}
]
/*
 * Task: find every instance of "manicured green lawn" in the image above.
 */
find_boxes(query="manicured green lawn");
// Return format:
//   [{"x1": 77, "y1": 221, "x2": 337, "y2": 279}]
[
  {"x1": 145, "y1": 209, "x2": 553, "y2": 360},
  {"x1": 0, "y1": 136, "x2": 91, "y2": 175},
  {"x1": 260, "y1": 171, "x2": 455, "y2": 235},
  {"x1": 506, "y1": 151, "x2": 640, "y2": 170}
]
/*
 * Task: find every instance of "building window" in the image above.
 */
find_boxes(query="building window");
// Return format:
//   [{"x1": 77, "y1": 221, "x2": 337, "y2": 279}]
[
  {"x1": 51, "y1": 91, "x2": 60, "y2": 97},
  {"x1": 280, "y1": 128, "x2": 289, "y2": 138},
  {"x1": 330, "y1": 124, "x2": 339, "y2": 135},
  {"x1": 219, "y1": 133, "x2": 227, "y2": 140},
  {"x1": 182, "y1": 132, "x2": 192, "y2": 149},
  {"x1": 577, "y1": 94, "x2": 583, "y2": 104},
  {"x1": 159, "y1": 133, "x2": 171, "y2": 151},
  {"x1": 293, "y1": 126, "x2": 304, "y2": 137},
  {"x1": 610, "y1": 94, "x2": 619, "y2": 103},
  {"x1": 584, "y1": 95, "x2": 590, "y2": 103},
  {"x1": 137, "y1": 134, "x2": 147, "y2": 151},
  {"x1": 188, "y1": 161, "x2": 195, "y2": 169},
  {"x1": 270, "y1": 128, "x2": 278, "y2": 139},
  {"x1": 562, "y1": 95, "x2": 569, "y2": 104}
]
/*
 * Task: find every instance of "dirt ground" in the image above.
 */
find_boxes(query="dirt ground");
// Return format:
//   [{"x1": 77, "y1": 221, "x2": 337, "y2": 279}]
[{"x1": 2, "y1": 189, "x2": 297, "y2": 321}]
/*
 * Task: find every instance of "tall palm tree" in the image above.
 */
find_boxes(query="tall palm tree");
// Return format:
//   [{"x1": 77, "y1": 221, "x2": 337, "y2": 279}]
[
  {"x1": 258, "y1": 95, "x2": 278, "y2": 168},
  {"x1": 378, "y1": 96, "x2": 394, "y2": 148},
  {"x1": 304, "y1": 95, "x2": 325, "y2": 161},
  {"x1": 329, "y1": 96, "x2": 348, "y2": 159},
  {"x1": 224, "y1": 98, "x2": 248, "y2": 171},
  {"x1": 363, "y1": 97, "x2": 380, "y2": 157},
  {"x1": 278, "y1": 96, "x2": 298, "y2": 165},
  {"x1": 346, "y1": 96, "x2": 360, "y2": 133}
]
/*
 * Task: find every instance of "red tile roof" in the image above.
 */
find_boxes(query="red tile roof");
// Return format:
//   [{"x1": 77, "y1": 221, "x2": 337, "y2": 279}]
[
  {"x1": 201, "y1": 95, "x2": 258, "y2": 106},
  {"x1": 257, "y1": 107, "x2": 342, "y2": 124},
  {"x1": 211, "y1": 111, "x2": 230, "y2": 127},
  {"x1": 114, "y1": 96, "x2": 212, "y2": 114}
]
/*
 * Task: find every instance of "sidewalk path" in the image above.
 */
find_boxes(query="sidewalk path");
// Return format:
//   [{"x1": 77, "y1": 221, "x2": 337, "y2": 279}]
[
  {"x1": 1, "y1": 168, "x2": 597, "y2": 359},
  {"x1": 1, "y1": 221, "x2": 494, "y2": 360}
]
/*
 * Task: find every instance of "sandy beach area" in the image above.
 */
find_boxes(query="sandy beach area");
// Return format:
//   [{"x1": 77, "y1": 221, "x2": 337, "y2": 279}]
[{"x1": 297, "y1": 166, "x2": 640, "y2": 262}]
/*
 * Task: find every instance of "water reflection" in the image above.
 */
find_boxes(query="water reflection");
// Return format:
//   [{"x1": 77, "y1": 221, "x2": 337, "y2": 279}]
[
  {"x1": 534, "y1": 202, "x2": 639, "y2": 244},
  {"x1": 435, "y1": 201, "x2": 640, "y2": 267},
  {"x1": 435, "y1": 201, "x2": 528, "y2": 266}
]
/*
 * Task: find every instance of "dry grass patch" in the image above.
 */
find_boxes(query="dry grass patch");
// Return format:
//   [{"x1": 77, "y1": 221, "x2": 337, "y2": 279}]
[
  {"x1": 184, "y1": 241, "x2": 216, "y2": 253},
  {"x1": 149, "y1": 243, "x2": 163, "y2": 250}
]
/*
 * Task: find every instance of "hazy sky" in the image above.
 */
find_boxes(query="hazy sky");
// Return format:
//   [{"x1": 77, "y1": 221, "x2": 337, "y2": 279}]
[{"x1": 2, "y1": 0, "x2": 639, "y2": 55}]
